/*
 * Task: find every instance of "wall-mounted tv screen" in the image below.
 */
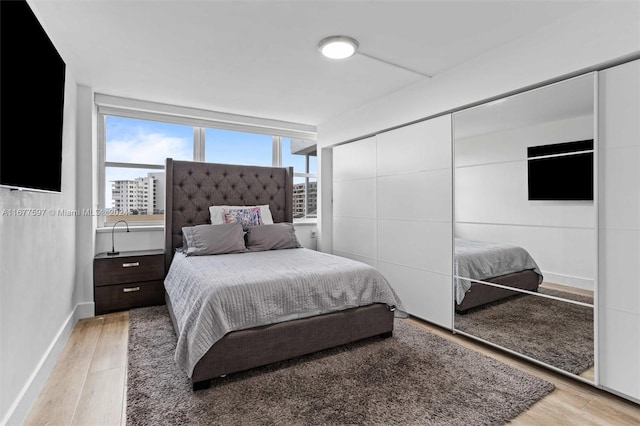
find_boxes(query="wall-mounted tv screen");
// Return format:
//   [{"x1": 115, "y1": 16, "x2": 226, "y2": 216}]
[
  {"x1": 527, "y1": 140, "x2": 594, "y2": 201},
  {"x1": 0, "y1": 0, "x2": 66, "y2": 193}
]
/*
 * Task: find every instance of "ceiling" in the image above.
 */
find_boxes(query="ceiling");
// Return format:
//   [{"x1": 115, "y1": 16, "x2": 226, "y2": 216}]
[{"x1": 29, "y1": 0, "x2": 601, "y2": 127}]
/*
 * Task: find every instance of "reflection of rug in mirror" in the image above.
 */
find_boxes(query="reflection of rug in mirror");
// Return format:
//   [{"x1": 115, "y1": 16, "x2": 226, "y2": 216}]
[
  {"x1": 127, "y1": 306, "x2": 554, "y2": 426},
  {"x1": 455, "y1": 288, "x2": 594, "y2": 376}
]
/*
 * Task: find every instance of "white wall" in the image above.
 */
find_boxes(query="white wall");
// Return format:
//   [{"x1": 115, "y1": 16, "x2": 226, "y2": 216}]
[
  {"x1": 317, "y1": 0, "x2": 640, "y2": 251},
  {"x1": 454, "y1": 115, "x2": 596, "y2": 290},
  {"x1": 76, "y1": 85, "x2": 98, "y2": 306},
  {"x1": 0, "y1": 74, "x2": 85, "y2": 425}
]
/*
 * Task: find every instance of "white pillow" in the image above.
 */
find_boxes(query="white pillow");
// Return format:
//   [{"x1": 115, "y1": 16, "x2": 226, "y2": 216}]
[{"x1": 209, "y1": 204, "x2": 274, "y2": 225}]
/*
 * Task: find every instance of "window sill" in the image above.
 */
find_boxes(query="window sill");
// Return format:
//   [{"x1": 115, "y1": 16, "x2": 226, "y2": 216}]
[
  {"x1": 293, "y1": 220, "x2": 317, "y2": 225},
  {"x1": 97, "y1": 222, "x2": 316, "y2": 232},
  {"x1": 97, "y1": 224, "x2": 164, "y2": 233}
]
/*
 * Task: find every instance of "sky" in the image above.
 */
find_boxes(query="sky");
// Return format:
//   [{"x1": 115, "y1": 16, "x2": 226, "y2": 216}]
[{"x1": 105, "y1": 116, "x2": 316, "y2": 208}]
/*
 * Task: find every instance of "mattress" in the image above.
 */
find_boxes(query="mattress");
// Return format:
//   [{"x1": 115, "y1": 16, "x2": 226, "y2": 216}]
[
  {"x1": 454, "y1": 238, "x2": 543, "y2": 305},
  {"x1": 164, "y1": 248, "x2": 407, "y2": 376}
]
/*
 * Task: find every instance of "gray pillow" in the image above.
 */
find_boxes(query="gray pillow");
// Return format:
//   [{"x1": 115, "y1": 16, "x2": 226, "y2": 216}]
[
  {"x1": 245, "y1": 223, "x2": 302, "y2": 252},
  {"x1": 182, "y1": 222, "x2": 247, "y2": 256}
]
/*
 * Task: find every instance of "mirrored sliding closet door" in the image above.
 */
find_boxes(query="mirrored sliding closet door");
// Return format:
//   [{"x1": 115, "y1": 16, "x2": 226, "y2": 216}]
[{"x1": 452, "y1": 73, "x2": 597, "y2": 383}]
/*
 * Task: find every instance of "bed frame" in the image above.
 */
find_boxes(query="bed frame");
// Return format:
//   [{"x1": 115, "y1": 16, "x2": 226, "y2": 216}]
[
  {"x1": 455, "y1": 270, "x2": 540, "y2": 313},
  {"x1": 164, "y1": 159, "x2": 394, "y2": 390}
]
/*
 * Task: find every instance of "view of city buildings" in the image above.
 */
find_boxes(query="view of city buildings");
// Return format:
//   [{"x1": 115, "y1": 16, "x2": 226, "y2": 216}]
[
  {"x1": 293, "y1": 180, "x2": 317, "y2": 219},
  {"x1": 111, "y1": 172, "x2": 165, "y2": 216},
  {"x1": 110, "y1": 172, "x2": 315, "y2": 220}
]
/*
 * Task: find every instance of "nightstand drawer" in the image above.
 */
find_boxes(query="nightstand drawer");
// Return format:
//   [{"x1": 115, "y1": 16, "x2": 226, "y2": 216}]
[
  {"x1": 94, "y1": 254, "x2": 164, "y2": 286},
  {"x1": 94, "y1": 280, "x2": 165, "y2": 315}
]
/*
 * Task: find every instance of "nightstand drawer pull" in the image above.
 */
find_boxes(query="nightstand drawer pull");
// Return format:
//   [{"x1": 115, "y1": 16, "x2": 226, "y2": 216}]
[
  {"x1": 122, "y1": 262, "x2": 140, "y2": 268},
  {"x1": 123, "y1": 286, "x2": 140, "y2": 293}
]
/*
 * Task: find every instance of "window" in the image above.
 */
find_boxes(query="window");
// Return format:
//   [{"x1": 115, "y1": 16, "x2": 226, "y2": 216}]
[
  {"x1": 104, "y1": 116, "x2": 192, "y2": 224},
  {"x1": 204, "y1": 128, "x2": 273, "y2": 167},
  {"x1": 98, "y1": 103, "x2": 317, "y2": 227},
  {"x1": 281, "y1": 138, "x2": 317, "y2": 220}
]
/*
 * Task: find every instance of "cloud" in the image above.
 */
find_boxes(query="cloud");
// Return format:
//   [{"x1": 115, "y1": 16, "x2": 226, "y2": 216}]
[
  {"x1": 107, "y1": 130, "x2": 191, "y2": 164},
  {"x1": 104, "y1": 127, "x2": 186, "y2": 208}
]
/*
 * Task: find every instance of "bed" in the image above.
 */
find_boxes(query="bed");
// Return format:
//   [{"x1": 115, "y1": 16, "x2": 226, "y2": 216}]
[
  {"x1": 163, "y1": 159, "x2": 406, "y2": 390},
  {"x1": 454, "y1": 238, "x2": 543, "y2": 313}
]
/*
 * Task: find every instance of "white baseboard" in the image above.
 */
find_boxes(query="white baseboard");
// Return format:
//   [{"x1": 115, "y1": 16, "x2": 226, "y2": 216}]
[
  {"x1": 75, "y1": 301, "x2": 95, "y2": 320},
  {"x1": 542, "y1": 271, "x2": 594, "y2": 291},
  {"x1": 1, "y1": 301, "x2": 95, "y2": 426}
]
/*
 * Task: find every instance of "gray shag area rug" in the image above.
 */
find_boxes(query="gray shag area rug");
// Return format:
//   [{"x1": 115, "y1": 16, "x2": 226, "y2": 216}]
[
  {"x1": 455, "y1": 288, "x2": 594, "y2": 375},
  {"x1": 127, "y1": 305, "x2": 554, "y2": 426}
]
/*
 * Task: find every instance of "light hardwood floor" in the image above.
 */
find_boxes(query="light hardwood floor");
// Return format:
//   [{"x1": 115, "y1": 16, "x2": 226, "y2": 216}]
[
  {"x1": 539, "y1": 281, "x2": 595, "y2": 298},
  {"x1": 24, "y1": 311, "x2": 640, "y2": 426}
]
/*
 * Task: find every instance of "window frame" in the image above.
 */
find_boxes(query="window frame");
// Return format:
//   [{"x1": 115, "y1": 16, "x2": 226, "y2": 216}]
[{"x1": 96, "y1": 96, "x2": 317, "y2": 228}]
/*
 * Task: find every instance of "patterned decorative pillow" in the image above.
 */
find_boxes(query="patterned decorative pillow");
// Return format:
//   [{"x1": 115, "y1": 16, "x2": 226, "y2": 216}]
[
  {"x1": 222, "y1": 206, "x2": 263, "y2": 229},
  {"x1": 210, "y1": 205, "x2": 274, "y2": 225}
]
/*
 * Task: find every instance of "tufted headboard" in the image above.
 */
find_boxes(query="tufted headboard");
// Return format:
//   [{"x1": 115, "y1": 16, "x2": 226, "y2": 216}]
[{"x1": 164, "y1": 158, "x2": 293, "y2": 271}]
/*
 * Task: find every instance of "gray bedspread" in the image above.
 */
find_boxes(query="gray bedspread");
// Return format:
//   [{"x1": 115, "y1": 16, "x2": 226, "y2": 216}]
[
  {"x1": 164, "y1": 248, "x2": 407, "y2": 377},
  {"x1": 454, "y1": 238, "x2": 543, "y2": 305}
]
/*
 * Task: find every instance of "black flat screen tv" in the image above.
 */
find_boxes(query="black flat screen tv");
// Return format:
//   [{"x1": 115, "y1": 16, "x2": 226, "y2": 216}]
[
  {"x1": 0, "y1": 0, "x2": 66, "y2": 193},
  {"x1": 527, "y1": 140, "x2": 594, "y2": 201}
]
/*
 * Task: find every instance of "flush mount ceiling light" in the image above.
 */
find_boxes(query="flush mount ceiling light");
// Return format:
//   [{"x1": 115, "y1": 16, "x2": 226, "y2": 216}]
[
  {"x1": 317, "y1": 34, "x2": 431, "y2": 78},
  {"x1": 317, "y1": 35, "x2": 359, "y2": 60}
]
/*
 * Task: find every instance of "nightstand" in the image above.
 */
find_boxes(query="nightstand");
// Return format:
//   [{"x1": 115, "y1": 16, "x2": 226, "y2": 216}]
[{"x1": 94, "y1": 249, "x2": 165, "y2": 315}]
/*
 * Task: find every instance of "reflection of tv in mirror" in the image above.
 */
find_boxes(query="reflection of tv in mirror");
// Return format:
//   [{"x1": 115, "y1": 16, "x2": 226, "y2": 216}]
[{"x1": 527, "y1": 140, "x2": 594, "y2": 201}]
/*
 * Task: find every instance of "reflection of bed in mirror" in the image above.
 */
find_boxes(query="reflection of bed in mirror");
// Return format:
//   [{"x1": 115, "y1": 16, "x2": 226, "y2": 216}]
[
  {"x1": 451, "y1": 72, "x2": 598, "y2": 384},
  {"x1": 454, "y1": 238, "x2": 544, "y2": 313}
]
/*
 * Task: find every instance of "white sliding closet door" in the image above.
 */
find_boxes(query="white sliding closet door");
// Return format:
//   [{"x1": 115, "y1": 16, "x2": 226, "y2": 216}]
[
  {"x1": 332, "y1": 116, "x2": 453, "y2": 329},
  {"x1": 598, "y1": 59, "x2": 640, "y2": 401},
  {"x1": 376, "y1": 116, "x2": 453, "y2": 328},
  {"x1": 332, "y1": 137, "x2": 377, "y2": 267}
]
